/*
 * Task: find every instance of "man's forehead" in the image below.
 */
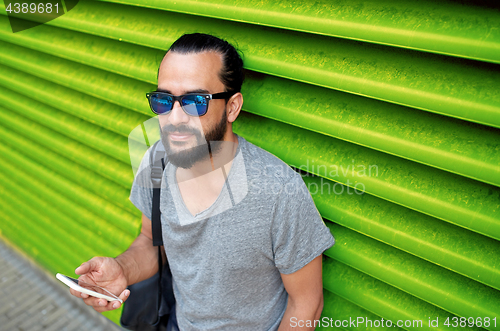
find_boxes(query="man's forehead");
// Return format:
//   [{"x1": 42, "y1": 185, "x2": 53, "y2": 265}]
[
  {"x1": 159, "y1": 50, "x2": 223, "y2": 70},
  {"x1": 157, "y1": 51, "x2": 224, "y2": 91}
]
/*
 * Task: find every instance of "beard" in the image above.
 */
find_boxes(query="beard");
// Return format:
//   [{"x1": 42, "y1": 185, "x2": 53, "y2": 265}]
[{"x1": 160, "y1": 110, "x2": 227, "y2": 169}]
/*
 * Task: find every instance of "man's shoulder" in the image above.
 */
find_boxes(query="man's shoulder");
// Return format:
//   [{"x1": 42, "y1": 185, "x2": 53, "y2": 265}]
[{"x1": 239, "y1": 136, "x2": 301, "y2": 186}]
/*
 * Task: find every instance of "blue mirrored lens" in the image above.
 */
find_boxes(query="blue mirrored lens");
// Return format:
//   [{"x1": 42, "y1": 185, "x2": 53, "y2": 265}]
[
  {"x1": 182, "y1": 95, "x2": 208, "y2": 116},
  {"x1": 150, "y1": 93, "x2": 173, "y2": 114}
]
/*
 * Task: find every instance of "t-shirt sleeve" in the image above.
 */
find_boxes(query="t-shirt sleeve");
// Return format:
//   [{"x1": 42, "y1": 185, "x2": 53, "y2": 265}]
[
  {"x1": 271, "y1": 174, "x2": 335, "y2": 274},
  {"x1": 129, "y1": 148, "x2": 154, "y2": 220}
]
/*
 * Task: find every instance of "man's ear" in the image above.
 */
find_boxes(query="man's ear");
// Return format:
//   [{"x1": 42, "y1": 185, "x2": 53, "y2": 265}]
[{"x1": 226, "y1": 92, "x2": 243, "y2": 123}]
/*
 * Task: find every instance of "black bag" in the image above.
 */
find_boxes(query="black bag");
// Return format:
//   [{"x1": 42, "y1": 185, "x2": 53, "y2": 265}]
[{"x1": 121, "y1": 142, "x2": 176, "y2": 331}]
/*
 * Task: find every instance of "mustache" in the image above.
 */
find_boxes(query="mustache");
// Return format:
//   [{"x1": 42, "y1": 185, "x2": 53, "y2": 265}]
[{"x1": 161, "y1": 124, "x2": 201, "y2": 136}]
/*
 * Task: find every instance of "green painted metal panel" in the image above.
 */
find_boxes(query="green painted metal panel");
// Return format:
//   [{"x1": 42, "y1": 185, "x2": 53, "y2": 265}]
[
  {"x1": 319, "y1": 289, "x2": 405, "y2": 331},
  {"x1": 1, "y1": 27, "x2": 498, "y2": 189},
  {"x1": 0, "y1": 210, "x2": 76, "y2": 274},
  {"x1": 242, "y1": 72, "x2": 500, "y2": 188},
  {"x1": 323, "y1": 257, "x2": 483, "y2": 331},
  {"x1": 0, "y1": 102, "x2": 133, "y2": 188},
  {"x1": 302, "y1": 175, "x2": 500, "y2": 291},
  {"x1": 0, "y1": 0, "x2": 499, "y2": 328},
  {"x1": 0, "y1": 174, "x2": 120, "y2": 255},
  {"x1": 324, "y1": 222, "x2": 500, "y2": 321},
  {"x1": 1, "y1": 1, "x2": 499, "y2": 128},
  {"x1": 0, "y1": 64, "x2": 149, "y2": 137},
  {"x1": 0, "y1": 138, "x2": 137, "y2": 244},
  {"x1": 0, "y1": 40, "x2": 154, "y2": 114},
  {"x1": 0, "y1": 15, "x2": 160, "y2": 84},
  {"x1": 234, "y1": 112, "x2": 500, "y2": 241},
  {"x1": 95, "y1": 0, "x2": 500, "y2": 64},
  {"x1": 0, "y1": 114, "x2": 135, "y2": 214},
  {"x1": 0, "y1": 183, "x2": 99, "y2": 261},
  {"x1": 0, "y1": 85, "x2": 131, "y2": 165}
]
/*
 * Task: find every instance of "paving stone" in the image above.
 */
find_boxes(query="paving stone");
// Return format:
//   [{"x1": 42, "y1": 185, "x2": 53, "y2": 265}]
[
  {"x1": 0, "y1": 269, "x2": 22, "y2": 287},
  {"x1": 26, "y1": 297, "x2": 55, "y2": 316},
  {"x1": 0, "y1": 300, "x2": 17, "y2": 316},
  {"x1": 7, "y1": 292, "x2": 43, "y2": 319},
  {"x1": 1, "y1": 311, "x2": 31, "y2": 331},
  {"x1": 0, "y1": 314, "x2": 7, "y2": 326},
  {"x1": 24, "y1": 322, "x2": 44, "y2": 331},
  {"x1": 41, "y1": 307, "x2": 67, "y2": 327},
  {"x1": 10, "y1": 283, "x2": 35, "y2": 304},
  {"x1": 44, "y1": 314, "x2": 71, "y2": 331},
  {"x1": 7, "y1": 292, "x2": 44, "y2": 319},
  {"x1": 0, "y1": 239, "x2": 122, "y2": 331}
]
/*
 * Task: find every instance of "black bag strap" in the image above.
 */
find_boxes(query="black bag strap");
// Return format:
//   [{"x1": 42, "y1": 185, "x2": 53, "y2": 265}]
[
  {"x1": 121, "y1": 140, "x2": 173, "y2": 331},
  {"x1": 150, "y1": 140, "x2": 167, "y2": 326},
  {"x1": 151, "y1": 140, "x2": 165, "y2": 247}
]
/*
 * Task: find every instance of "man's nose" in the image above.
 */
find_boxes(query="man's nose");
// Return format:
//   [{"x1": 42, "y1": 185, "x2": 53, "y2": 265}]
[{"x1": 165, "y1": 100, "x2": 190, "y2": 126}]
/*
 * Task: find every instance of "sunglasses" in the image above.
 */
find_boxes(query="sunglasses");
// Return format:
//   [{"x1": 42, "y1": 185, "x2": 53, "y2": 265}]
[{"x1": 146, "y1": 91, "x2": 233, "y2": 116}]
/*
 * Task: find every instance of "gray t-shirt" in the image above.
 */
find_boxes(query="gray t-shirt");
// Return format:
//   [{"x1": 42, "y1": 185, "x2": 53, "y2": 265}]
[{"x1": 130, "y1": 135, "x2": 334, "y2": 331}]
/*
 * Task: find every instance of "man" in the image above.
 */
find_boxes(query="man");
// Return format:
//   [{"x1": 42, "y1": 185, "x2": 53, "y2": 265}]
[{"x1": 71, "y1": 33, "x2": 334, "y2": 330}]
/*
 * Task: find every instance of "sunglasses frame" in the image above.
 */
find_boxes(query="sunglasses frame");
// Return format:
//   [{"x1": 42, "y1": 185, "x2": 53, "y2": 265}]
[{"x1": 146, "y1": 91, "x2": 233, "y2": 116}]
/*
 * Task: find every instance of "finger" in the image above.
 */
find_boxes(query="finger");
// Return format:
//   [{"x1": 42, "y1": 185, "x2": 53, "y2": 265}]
[
  {"x1": 110, "y1": 300, "x2": 121, "y2": 310},
  {"x1": 93, "y1": 299, "x2": 116, "y2": 313},
  {"x1": 93, "y1": 305, "x2": 112, "y2": 313},
  {"x1": 69, "y1": 288, "x2": 83, "y2": 298},
  {"x1": 119, "y1": 289, "x2": 130, "y2": 303},
  {"x1": 110, "y1": 289, "x2": 130, "y2": 310},
  {"x1": 82, "y1": 296, "x2": 102, "y2": 307}
]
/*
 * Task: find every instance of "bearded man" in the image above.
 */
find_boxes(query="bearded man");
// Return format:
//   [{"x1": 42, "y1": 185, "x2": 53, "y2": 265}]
[{"x1": 70, "y1": 33, "x2": 334, "y2": 331}]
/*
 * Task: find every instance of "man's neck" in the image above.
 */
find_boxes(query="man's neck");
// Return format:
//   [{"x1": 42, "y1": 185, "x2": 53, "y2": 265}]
[{"x1": 176, "y1": 133, "x2": 239, "y2": 183}]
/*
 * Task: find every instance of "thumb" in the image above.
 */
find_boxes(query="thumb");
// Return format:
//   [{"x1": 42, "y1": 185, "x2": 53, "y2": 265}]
[{"x1": 75, "y1": 257, "x2": 101, "y2": 275}]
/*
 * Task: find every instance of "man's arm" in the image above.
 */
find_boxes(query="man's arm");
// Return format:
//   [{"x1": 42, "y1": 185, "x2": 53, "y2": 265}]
[
  {"x1": 278, "y1": 255, "x2": 324, "y2": 331},
  {"x1": 71, "y1": 213, "x2": 160, "y2": 312},
  {"x1": 115, "y1": 213, "x2": 161, "y2": 285}
]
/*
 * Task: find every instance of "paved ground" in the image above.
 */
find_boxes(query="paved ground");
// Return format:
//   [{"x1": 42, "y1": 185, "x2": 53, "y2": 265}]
[{"x1": 0, "y1": 239, "x2": 124, "y2": 331}]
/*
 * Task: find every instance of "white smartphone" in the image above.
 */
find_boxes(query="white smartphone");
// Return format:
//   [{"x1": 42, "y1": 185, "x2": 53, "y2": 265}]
[{"x1": 56, "y1": 273, "x2": 123, "y2": 303}]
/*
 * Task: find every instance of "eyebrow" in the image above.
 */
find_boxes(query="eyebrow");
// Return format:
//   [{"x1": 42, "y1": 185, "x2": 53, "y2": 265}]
[{"x1": 156, "y1": 88, "x2": 210, "y2": 95}]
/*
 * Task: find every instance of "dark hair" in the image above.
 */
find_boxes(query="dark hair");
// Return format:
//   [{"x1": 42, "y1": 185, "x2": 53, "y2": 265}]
[{"x1": 167, "y1": 33, "x2": 245, "y2": 94}]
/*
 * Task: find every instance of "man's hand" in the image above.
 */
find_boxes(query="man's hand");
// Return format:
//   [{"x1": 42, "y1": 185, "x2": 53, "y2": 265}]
[
  {"x1": 70, "y1": 256, "x2": 130, "y2": 312},
  {"x1": 70, "y1": 214, "x2": 159, "y2": 312}
]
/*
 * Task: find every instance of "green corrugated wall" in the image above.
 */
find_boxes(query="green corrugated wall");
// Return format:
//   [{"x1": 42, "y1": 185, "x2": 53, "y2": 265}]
[{"x1": 1, "y1": 0, "x2": 499, "y2": 329}]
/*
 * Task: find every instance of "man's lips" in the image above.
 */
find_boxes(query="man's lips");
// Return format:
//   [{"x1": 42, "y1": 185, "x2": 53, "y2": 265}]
[{"x1": 168, "y1": 132, "x2": 194, "y2": 141}]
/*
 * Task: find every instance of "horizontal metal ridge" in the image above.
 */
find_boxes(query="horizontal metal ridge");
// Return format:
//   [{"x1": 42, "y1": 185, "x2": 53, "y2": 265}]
[
  {"x1": 325, "y1": 223, "x2": 500, "y2": 319},
  {"x1": 303, "y1": 175, "x2": 500, "y2": 291},
  {"x1": 0, "y1": 109, "x2": 135, "y2": 214},
  {"x1": 323, "y1": 257, "x2": 469, "y2": 331},
  {"x1": 1, "y1": 40, "x2": 498, "y2": 188},
  {"x1": 0, "y1": 101, "x2": 133, "y2": 189},
  {"x1": 94, "y1": 0, "x2": 500, "y2": 64},
  {"x1": 1, "y1": 5, "x2": 499, "y2": 127},
  {"x1": 0, "y1": 64, "x2": 149, "y2": 138},
  {"x1": 0, "y1": 86, "x2": 131, "y2": 165},
  {"x1": 0, "y1": 128, "x2": 138, "y2": 241},
  {"x1": 234, "y1": 112, "x2": 500, "y2": 241},
  {"x1": 243, "y1": 72, "x2": 500, "y2": 188}
]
